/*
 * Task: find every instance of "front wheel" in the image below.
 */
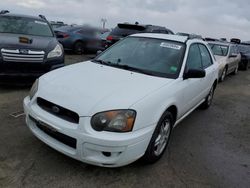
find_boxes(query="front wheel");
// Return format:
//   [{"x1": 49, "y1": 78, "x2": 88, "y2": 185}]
[
  {"x1": 200, "y1": 85, "x2": 214, "y2": 109},
  {"x1": 74, "y1": 41, "x2": 85, "y2": 54},
  {"x1": 142, "y1": 111, "x2": 173, "y2": 164},
  {"x1": 232, "y1": 64, "x2": 239, "y2": 75}
]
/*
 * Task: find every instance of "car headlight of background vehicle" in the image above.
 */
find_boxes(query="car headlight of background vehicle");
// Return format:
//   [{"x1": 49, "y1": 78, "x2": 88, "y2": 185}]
[
  {"x1": 29, "y1": 79, "x2": 39, "y2": 100},
  {"x1": 47, "y1": 44, "x2": 63, "y2": 58},
  {"x1": 91, "y1": 110, "x2": 136, "y2": 132}
]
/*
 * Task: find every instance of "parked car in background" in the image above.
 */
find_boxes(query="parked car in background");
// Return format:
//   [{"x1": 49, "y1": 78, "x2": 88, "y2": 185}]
[
  {"x1": 176, "y1": 32, "x2": 202, "y2": 39},
  {"x1": 24, "y1": 33, "x2": 218, "y2": 167},
  {"x1": 105, "y1": 22, "x2": 174, "y2": 48},
  {"x1": 0, "y1": 11, "x2": 64, "y2": 83},
  {"x1": 98, "y1": 31, "x2": 110, "y2": 50},
  {"x1": 237, "y1": 43, "x2": 250, "y2": 70},
  {"x1": 50, "y1": 21, "x2": 67, "y2": 30},
  {"x1": 54, "y1": 25, "x2": 108, "y2": 54},
  {"x1": 208, "y1": 41, "x2": 241, "y2": 81}
]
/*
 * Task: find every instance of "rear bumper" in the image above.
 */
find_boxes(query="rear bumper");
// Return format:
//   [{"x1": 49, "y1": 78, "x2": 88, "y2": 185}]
[{"x1": 23, "y1": 97, "x2": 155, "y2": 167}]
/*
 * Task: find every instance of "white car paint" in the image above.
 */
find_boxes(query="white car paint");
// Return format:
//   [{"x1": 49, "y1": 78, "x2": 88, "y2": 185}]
[
  {"x1": 24, "y1": 34, "x2": 219, "y2": 167},
  {"x1": 209, "y1": 42, "x2": 241, "y2": 80}
]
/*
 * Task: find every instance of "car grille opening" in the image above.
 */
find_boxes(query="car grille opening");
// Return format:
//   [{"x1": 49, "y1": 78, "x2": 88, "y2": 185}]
[
  {"x1": 1, "y1": 48, "x2": 45, "y2": 63},
  {"x1": 29, "y1": 115, "x2": 77, "y2": 149},
  {"x1": 37, "y1": 97, "x2": 79, "y2": 124}
]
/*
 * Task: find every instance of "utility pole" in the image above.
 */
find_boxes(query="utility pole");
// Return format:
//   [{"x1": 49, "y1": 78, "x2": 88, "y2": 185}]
[{"x1": 101, "y1": 18, "x2": 107, "y2": 29}]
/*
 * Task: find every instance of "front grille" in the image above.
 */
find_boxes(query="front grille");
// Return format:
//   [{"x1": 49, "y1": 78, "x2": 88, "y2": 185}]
[
  {"x1": 37, "y1": 97, "x2": 80, "y2": 124},
  {"x1": 29, "y1": 116, "x2": 77, "y2": 149},
  {"x1": 1, "y1": 48, "x2": 45, "y2": 63}
]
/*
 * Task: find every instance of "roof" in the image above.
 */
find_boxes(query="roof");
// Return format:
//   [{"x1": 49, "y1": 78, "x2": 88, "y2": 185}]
[
  {"x1": 0, "y1": 13, "x2": 45, "y2": 21},
  {"x1": 207, "y1": 41, "x2": 230, "y2": 46},
  {"x1": 131, "y1": 33, "x2": 188, "y2": 43}
]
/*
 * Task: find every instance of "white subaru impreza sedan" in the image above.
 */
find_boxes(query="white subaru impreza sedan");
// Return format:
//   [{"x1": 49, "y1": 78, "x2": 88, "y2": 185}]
[{"x1": 24, "y1": 33, "x2": 219, "y2": 167}]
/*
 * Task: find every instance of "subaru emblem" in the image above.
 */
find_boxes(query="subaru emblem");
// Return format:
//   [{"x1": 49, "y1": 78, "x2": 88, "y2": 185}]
[
  {"x1": 19, "y1": 49, "x2": 29, "y2": 54},
  {"x1": 52, "y1": 106, "x2": 60, "y2": 113}
]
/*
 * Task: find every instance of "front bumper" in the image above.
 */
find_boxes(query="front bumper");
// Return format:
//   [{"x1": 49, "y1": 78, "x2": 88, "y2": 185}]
[
  {"x1": 0, "y1": 58, "x2": 64, "y2": 78},
  {"x1": 23, "y1": 97, "x2": 155, "y2": 167}
]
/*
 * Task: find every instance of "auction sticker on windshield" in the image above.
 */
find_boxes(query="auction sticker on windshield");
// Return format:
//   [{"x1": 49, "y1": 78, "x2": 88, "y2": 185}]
[{"x1": 160, "y1": 42, "x2": 182, "y2": 50}]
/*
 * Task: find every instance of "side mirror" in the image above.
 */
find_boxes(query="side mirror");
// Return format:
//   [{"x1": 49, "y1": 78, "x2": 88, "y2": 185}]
[
  {"x1": 96, "y1": 50, "x2": 103, "y2": 56},
  {"x1": 229, "y1": 53, "x2": 237, "y2": 58},
  {"x1": 184, "y1": 69, "x2": 206, "y2": 79}
]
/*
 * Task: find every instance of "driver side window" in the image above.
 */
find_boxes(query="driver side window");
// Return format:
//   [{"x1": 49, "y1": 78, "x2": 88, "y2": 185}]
[{"x1": 186, "y1": 44, "x2": 202, "y2": 70}]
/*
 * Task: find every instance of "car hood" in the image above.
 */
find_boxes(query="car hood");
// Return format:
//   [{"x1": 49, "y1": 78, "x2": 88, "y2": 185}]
[
  {"x1": 38, "y1": 61, "x2": 173, "y2": 116},
  {"x1": 0, "y1": 33, "x2": 57, "y2": 52}
]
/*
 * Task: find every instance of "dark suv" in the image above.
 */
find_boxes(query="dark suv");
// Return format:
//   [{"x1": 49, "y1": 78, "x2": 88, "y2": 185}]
[
  {"x1": 237, "y1": 43, "x2": 250, "y2": 70},
  {"x1": 106, "y1": 23, "x2": 174, "y2": 48},
  {"x1": 0, "y1": 11, "x2": 64, "y2": 83}
]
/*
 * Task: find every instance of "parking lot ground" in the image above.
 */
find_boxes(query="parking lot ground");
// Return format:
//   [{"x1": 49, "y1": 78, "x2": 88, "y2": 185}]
[{"x1": 0, "y1": 55, "x2": 249, "y2": 188}]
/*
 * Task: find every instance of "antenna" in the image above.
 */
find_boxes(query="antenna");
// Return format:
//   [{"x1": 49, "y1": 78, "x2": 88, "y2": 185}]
[
  {"x1": 39, "y1": 14, "x2": 47, "y2": 20},
  {"x1": 0, "y1": 10, "x2": 9, "y2": 14}
]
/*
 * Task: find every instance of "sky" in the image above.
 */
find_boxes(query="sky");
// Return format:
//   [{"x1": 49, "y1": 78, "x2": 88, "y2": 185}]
[{"x1": 1, "y1": 0, "x2": 250, "y2": 41}]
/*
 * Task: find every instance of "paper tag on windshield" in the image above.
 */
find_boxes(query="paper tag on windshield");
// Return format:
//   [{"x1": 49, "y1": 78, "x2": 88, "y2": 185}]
[
  {"x1": 35, "y1": 21, "x2": 47, "y2": 25},
  {"x1": 160, "y1": 42, "x2": 182, "y2": 50}
]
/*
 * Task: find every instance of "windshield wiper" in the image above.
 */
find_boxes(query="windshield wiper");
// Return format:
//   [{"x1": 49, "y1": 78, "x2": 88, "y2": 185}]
[
  {"x1": 111, "y1": 64, "x2": 154, "y2": 76},
  {"x1": 92, "y1": 59, "x2": 111, "y2": 65}
]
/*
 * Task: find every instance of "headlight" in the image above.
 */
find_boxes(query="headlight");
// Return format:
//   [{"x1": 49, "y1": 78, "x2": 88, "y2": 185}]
[
  {"x1": 29, "y1": 79, "x2": 38, "y2": 100},
  {"x1": 47, "y1": 44, "x2": 63, "y2": 58},
  {"x1": 91, "y1": 110, "x2": 136, "y2": 132}
]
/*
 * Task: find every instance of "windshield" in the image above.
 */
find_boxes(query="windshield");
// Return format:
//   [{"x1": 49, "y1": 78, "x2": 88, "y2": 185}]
[
  {"x1": 0, "y1": 16, "x2": 53, "y2": 37},
  {"x1": 209, "y1": 43, "x2": 229, "y2": 56},
  {"x1": 94, "y1": 37, "x2": 185, "y2": 78}
]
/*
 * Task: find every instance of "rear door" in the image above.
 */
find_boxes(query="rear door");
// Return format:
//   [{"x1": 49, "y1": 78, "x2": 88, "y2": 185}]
[
  {"x1": 181, "y1": 44, "x2": 205, "y2": 114},
  {"x1": 198, "y1": 44, "x2": 215, "y2": 94}
]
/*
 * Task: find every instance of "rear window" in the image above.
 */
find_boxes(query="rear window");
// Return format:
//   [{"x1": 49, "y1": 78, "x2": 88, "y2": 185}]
[
  {"x1": 0, "y1": 16, "x2": 53, "y2": 37},
  {"x1": 110, "y1": 24, "x2": 146, "y2": 37}
]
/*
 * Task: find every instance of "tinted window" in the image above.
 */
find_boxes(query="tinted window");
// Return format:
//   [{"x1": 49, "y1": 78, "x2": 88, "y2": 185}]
[
  {"x1": 209, "y1": 43, "x2": 228, "y2": 56},
  {"x1": 110, "y1": 27, "x2": 144, "y2": 37},
  {"x1": 199, "y1": 44, "x2": 213, "y2": 68},
  {"x1": 0, "y1": 16, "x2": 53, "y2": 37},
  {"x1": 96, "y1": 37, "x2": 185, "y2": 78},
  {"x1": 186, "y1": 44, "x2": 202, "y2": 70}
]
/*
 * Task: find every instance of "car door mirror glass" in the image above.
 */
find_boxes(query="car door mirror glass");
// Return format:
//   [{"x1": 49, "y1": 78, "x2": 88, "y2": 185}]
[{"x1": 184, "y1": 69, "x2": 206, "y2": 79}]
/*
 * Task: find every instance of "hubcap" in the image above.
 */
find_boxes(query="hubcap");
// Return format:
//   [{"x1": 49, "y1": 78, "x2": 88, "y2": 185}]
[
  {"x1": 235, "y1": 66, "x2": 238, "y2": 74},
  {"x1": 221, "y1": 69, "x2": 226, "y2": 81},
  {"x1": 207, "y1": 86, "x2": 214, "y2": 105},
  {"x1": 154, "y1": 119, "x2": 171, "y2": 156}
]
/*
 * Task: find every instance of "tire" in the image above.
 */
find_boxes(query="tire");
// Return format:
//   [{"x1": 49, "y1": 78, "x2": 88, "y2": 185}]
[
  {"x1": 74, "y1": 41, "x2": 85, "y2": 54},
  {"x1": 232, "y1": 64, "x2": 239, "y2": 75},
  {"x1": 220, "y1": 67, "x2": 227, "y2": 82},
  {"x1": 200, "y1": 85, "x2": 214, "y2": 110},
  {"x1": 142, "y1": 111, "x2": 173, "y2": 164},
  {"x1": 243, "y1": 61, "x2": 248, "y2": 71}
]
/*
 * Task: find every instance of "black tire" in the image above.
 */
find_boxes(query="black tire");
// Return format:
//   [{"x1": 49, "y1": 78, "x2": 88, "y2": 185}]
[
  {"x1": 220, "y1": 67, "x2": 227, "y2": 82},
  {"x1": 243, "y1": 61, "x2": 248, "y2": 71},
  {"x1": 74, "y1": 41, "x2": 85, "y2": 54},
  {"x1": 200, "y1": 85, "x2": 214, "y2": 110},
  {"x1": 142, "y1": 111, "x2": 173, "y2": 164}
]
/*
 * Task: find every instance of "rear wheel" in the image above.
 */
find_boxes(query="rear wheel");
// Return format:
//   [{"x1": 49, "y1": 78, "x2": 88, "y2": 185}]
[
  {"x1": 220, "y1": 67, "x2": 227, "y2": 82},
  {"x1": 200, "y1": 85, "x2": 214, "y2": 110},
  {"x1": 142, "y1": 111, "x2": 173, "y2": 164},
  {"x1": 243, "y1": 61, "x2": 249, "y2": 71},
  {"x1": 74, "y1": 41, "x2": 85, "y2": 54},
  {"x1": 232, "y1": 64, "x2": 239, "y2": 75}
]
